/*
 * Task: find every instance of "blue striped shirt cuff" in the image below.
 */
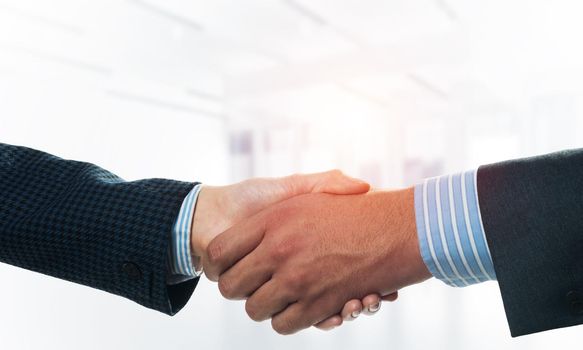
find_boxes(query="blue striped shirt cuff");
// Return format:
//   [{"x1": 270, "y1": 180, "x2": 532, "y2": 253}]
[
  {"x1": 167, "y1": 184, "x2": 202, "y2": 284},
  {"x1": 414, "y1": 169, "x2": 496, "y2": 287}
]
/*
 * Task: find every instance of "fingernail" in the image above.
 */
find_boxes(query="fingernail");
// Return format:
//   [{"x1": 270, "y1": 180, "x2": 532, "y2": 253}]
[
  {"x1": 351, "y1": 310, "x2": 360, "y2": 319},
  {"x1": 368, "y1": 303, "x2": 381, "y2": 313}
]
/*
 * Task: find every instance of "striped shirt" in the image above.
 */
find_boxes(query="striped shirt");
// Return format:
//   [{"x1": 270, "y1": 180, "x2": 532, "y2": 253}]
[
  {"x1": 167, "y1": 184, "x2": 202, "y2": 284},
  {"x1": 414, "y1": 169, "x2": 496, "y2": 286}
]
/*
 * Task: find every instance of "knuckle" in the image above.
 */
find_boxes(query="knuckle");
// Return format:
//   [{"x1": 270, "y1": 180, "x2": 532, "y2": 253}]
[
  {"x1": 329, "y1": 169, "x2": 343, "y2": 177},
  {"x1": 284, "y1": 173, "x2": 302, "y2": 192},
  {"x1": 281, "y1": 283, "x2": 298, "y2": 301},
  {"x1": 286, "y1": 282, "x2": 302, "y2": 297},
  {"x1": 285, "y1": 269, "x2": 306, "y2": 287},
  {"x1": 206, "y1": 241, "x2": 223, "y2": 265},
  {"x1": 218, "y1": 277, "x2": 235, "y2": 299},
  {"x1": 272, "y1": 239, "x2": 293, "y2": 259},
  {"x1": 245, "y1": 300, "x2": 262, "y2": 322},
  {"x1": 272, "y1": 318, "x2": 295, "y2": 335},
  {"x1": 204, "y1": 269, "x2": 219, "y2": 282}
]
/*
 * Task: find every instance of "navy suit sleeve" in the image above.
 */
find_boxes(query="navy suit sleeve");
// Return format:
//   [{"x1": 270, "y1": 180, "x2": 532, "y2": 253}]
[
  {"x1": 0, "y1": 143, "x2": 198, "y2": 315},
  {"x1": 477, "y1": 149, "x2": 583, "y2": 336}
]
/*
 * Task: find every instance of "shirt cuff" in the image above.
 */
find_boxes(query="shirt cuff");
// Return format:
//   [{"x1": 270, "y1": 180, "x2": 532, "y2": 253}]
[
  {"x1": 413, "y1": 169, "x2": 497, "y2": 287},
  {"x1": 167, "y1": 184, "x2": 203, "y2": 285}
]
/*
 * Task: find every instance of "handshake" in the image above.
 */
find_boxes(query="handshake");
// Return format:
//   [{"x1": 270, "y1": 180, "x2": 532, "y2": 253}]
[{"x1": 190, "y1": 171, "x2": 432, "y2": 335}]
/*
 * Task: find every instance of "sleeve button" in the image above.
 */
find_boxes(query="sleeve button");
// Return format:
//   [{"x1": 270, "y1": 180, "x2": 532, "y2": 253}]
[{"x1": 122, "y1": 262, "x2": 142, "y2": 280}]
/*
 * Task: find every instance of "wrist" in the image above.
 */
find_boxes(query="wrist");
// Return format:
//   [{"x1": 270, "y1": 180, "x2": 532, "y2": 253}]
[
  {"x1": 190, "y1": 186, "x2": 215, "y2": 258},
  {"x1": 375, "y1": 188, "x2": 432, "y2": 289},
  {"x1": 396, "y1": 187, "x2": 433, "y2": 285},
  {"x1": 190, "y1": 186, "x2": 232, "y2": 260}
]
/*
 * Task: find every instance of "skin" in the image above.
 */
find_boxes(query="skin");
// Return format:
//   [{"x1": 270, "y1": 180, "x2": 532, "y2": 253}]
[
  {"x1": 205, "y1": 188, "x2": 432, "y2": 335},
  {"x1": 189, "y1": 170, "x2": 392, "y2": 330}
]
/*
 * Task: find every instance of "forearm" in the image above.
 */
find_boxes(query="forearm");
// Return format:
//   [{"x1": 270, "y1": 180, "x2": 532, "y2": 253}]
[
  {"x1": 412, "y1": 148, "x2": 583, "y2": 336},
  {"x1": 477, "y1": 149, "x2": 583, "y2": 336},
  {"x1": 377, "y1": 187, "x2": 432, "y2": 290},
  {"x1": 0, "y1": 143, "x2": 197, "y2": 315}
]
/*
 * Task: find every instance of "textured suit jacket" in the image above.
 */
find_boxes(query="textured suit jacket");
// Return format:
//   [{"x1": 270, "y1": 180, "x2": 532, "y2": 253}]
[
  {"x1": 0, "y1": 143, "x2": 198, "y2": 315},
  {"x1": 479, "y1": 149, "x2": 583, "y2": 336}
]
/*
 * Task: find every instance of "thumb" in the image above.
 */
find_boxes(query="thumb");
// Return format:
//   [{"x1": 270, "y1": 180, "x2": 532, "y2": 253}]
[
  {"x1": 292, "y1": 170, "x2": 370, "y2": 195},
  {"x1": 231, "y1": 170, "x2": 370, "y2": 216}
]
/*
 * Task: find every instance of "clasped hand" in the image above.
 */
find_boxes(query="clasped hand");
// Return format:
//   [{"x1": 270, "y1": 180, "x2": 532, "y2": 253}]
[{"x1": 192, "y1": 171, "x2": 429, "y2": 334}]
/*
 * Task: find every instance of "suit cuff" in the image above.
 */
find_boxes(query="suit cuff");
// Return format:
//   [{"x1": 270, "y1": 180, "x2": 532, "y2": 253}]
[
  {"x1": 167, "y1": 184, "x2": 203, "y2": 285},
  {"x1": 413, "y1": 169, "x2": 496, "y2": 287}
]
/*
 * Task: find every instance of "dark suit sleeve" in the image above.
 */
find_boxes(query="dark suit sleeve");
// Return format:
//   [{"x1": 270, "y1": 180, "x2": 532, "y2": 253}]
[
  {"x1": 477, "y1": 149, "x2": 583, "y2": 336},
  {"x1": 0, "y1": 143, "x2": 199, "y2": 315}
]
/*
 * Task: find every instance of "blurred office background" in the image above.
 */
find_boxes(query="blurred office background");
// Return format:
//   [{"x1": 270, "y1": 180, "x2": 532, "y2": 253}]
[{"x1": 1, "y1": 0, "x2": 583, "y2": 349}]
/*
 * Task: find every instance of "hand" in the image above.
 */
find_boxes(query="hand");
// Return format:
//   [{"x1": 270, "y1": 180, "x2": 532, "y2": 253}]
[
  {"x1": 190, "y1": 170, "x2": 389, "y2": 329},
  {"x1": 205, "y1": 188, "x2": 431, "y2": 335}
]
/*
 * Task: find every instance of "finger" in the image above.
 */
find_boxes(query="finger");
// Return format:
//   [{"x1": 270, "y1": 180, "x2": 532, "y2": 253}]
[
  {"x1": 284, "y1": 170, "x2": 370, "y2": 197},
  {"x1": 245, "y1": 279, "x2": 294, "y2": 322},
  {"x1": 205, "y1": 214, "x2": 266, "y2": 282},
  {"x1": 314, "y1": 315, "x2": 343, "y2": 331},
  {"x1": 312, "y1": 170, "x2": 370, "y2": 194},
  {"x1": 271, "y1": 302, "x2": 311, "y2": 335},
  {"x1": 341, "y1": 299, "x2": 363, "y2": 321},
  {"x1": 361, "y1": 294, "x2": 382, "y2": 316},
  {"x1": 271, "y1": 299, "x2": 338, "y2": 335},
  {"x1": 217, "y1": 244, "x2": 272, "y2": 300},
  {"x1": 382, "y1": 291, "x2": 399, "y2": 302},
  {"x1": 241, "y1": 170, "x2": 368, "y2": 211}
]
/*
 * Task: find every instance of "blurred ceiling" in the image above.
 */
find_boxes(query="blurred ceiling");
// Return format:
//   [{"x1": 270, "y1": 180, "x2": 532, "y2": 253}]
[{"x1": 1, "y1": 0, "x2": 583, "y2": 123}]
